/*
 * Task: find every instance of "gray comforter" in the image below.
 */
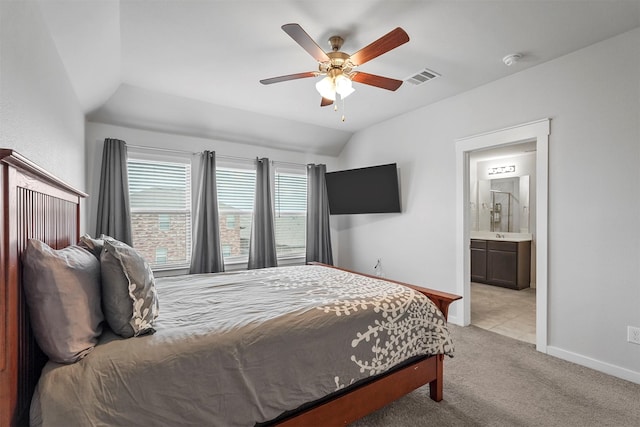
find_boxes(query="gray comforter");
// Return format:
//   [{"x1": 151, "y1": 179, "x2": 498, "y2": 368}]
[{"x1": 30, "y1": 265, "x2": 454, "y2": 426}]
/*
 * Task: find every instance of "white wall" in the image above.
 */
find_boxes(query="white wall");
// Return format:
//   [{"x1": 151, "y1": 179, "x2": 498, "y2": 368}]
[
  {"x1": 0, "y1": 1, "x2": 85, "y2": 192},
  {"x1": 85, "y1": 122, "x2": 340, "y2": 260},
  {"x1": 337, "y1": 28, "x2": 640, "y2": 381}
]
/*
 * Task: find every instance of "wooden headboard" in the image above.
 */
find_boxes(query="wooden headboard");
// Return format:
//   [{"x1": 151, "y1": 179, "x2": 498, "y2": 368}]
[{"x1": 0, "y1": 149, "x2": 86, "y2": 427}]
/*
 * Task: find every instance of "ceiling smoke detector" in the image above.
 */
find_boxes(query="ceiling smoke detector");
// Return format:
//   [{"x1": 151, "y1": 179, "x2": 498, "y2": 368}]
[{"x1": 502, "y1": 53, "x2": 522, "y2": 66}]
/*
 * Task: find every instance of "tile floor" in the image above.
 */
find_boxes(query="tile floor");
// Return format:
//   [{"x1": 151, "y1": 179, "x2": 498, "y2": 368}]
[{"x1": 470, "y1": 282, "x2": 536, "y2": 344}]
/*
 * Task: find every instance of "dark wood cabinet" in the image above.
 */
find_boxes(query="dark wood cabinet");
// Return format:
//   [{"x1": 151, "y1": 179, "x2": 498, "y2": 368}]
[
  {"x1": 470, "y1": 239, "x2": 488, "y2": 283},
  {"x1": 471, "y1": 239, "x2": 531, "y2": 290}
]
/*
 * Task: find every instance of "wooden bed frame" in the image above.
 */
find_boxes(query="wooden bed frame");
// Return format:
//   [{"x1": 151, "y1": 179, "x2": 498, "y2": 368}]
[{"x1": 0, "y1": 149, "x2": 461, "y2": 427}]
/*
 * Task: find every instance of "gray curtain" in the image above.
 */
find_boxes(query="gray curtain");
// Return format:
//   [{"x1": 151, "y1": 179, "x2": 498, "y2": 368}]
[
  {"x1": 306, "y1": 164, "x2": 333, "y2": 265},
  {"x1": 248, "y1": 158, "x2": 277, "y2": 269},
  {"x1": 96, "y1": 138, "x2": 133, "y2": 245},
  {"x1": 190, "y1": 151, "x2": 225, "y2": 274}
]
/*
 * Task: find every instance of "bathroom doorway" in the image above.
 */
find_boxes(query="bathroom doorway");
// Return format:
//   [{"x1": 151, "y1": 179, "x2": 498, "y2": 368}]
[
  {"x1": 455, "y1": 119, "x2": 549, "y2": 353},
  {"x1": 468, "y1": 142, "x2": 536, "y2": 344}
]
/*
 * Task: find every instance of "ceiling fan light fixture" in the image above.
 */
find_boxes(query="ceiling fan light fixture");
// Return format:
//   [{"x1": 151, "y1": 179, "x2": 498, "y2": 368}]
[
  {"x1": 335, "y1": 74, "x2": 355, "y2": 98},
  {"x1": 315, "y1": 76, "x2": 336, "y2": 100}
]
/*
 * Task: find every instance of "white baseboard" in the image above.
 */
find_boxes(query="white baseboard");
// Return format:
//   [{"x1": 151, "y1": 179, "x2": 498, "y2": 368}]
[
  {"x1": 547, "y1": 346, "x2": 640, "y2": 385},
  {"x1": 447, "y1": 314, "x2": 463, "y2": 326}
]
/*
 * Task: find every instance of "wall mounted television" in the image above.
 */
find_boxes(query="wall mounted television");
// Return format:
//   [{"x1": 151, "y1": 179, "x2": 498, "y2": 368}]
[{"x1": 325, "y1": 163, "x2": 401, "y2": 215}]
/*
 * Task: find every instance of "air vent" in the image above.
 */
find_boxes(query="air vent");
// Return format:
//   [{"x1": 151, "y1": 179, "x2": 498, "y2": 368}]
[{"x1": 405, "y1": 68, "x2": 440, "y2": 85}]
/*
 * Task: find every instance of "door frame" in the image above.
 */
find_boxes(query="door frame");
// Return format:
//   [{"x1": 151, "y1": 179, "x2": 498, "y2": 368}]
[{"x1": 455, "y1": 118, "x2": 550, "y2": 352}]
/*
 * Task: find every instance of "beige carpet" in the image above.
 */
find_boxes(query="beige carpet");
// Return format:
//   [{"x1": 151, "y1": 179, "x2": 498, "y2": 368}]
[{"x1": 352, "y1": 324, "x2": 640, "y2": 426}]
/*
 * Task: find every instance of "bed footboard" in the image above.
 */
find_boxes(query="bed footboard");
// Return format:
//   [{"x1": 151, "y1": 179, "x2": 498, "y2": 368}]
[{"x1": 275, "y1": 355, "x2": 442, "y2": 426}]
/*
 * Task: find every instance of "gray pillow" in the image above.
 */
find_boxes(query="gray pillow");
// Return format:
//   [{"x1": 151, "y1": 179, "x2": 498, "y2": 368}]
[
  {"x1": 22, "y1": 239, "x2": 103, "y2": 363},
  {"x1": 100, "y1": 239, "x2": 159, "y2": 338},
  {"x1": 78, "y1": 234, "x2": 105, "y2": 259}
]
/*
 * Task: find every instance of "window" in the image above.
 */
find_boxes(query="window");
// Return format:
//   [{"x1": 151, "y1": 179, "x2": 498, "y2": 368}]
[
  {"x1": 216, "y1": 163, "x2": 307, "y2": 264},
  {"x1": 216, "y1": 164, "x2": 256, "y2": 264},
  {"x1": 158, "y1": 214, "x2": 171, "y2": 231},
  {"x1": 226, "y1": 215, "x2": 236, "y2": 229},
  {"x1": 222, "y1": 245, "x2": 232, "y2": 257},
  {"x1": 126, "y1": 153, "x2": 307, "y2": 269},
  {"x1": 273, "y1": 167, "x2": 307, "y2": 259},
  {"x1": 155, "y1": 248, "x2": 168, "y2": 263},
  {"x1": 127, "y1": 156, "x2": 192, "y2": 269}
]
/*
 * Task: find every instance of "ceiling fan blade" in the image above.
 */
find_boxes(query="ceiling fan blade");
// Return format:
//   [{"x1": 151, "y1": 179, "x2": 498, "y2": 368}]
[
  {"x1": 351, "y1": 72, "x2": 404, "y2": 91},
  {"x1": 320, "y1": 97, "x2": 334, "y2": 107},
  {"x1": 282, "y1": 23, "x2": 330, "y2": 63},
  {"x1": 260, "y1": 72, "x2": 316, "y2": 85},
  {"x1": 349, "y1": 27, "x2": 409, "y2": 66}
]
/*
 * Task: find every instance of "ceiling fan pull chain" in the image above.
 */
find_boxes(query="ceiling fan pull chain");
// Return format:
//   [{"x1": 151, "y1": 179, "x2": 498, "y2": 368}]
[{"x1": 341, "y1": 97, "x2": 346, "y2": 122}]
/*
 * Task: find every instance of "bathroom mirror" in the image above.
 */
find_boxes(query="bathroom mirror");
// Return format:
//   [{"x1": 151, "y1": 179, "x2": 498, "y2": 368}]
[{"x1": 476, "y1": 175, "x2": 529, "y2": 233}]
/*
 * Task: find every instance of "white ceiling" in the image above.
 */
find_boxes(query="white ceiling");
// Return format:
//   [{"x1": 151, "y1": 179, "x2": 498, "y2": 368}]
[{"x1": 38, "y1": 0, "x2": 640, "y2": 156}]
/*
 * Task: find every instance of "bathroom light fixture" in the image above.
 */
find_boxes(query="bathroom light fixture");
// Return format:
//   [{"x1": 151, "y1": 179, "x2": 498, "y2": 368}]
[
  {"x1": 488, "y1": 165, "x2": 516, "y2": 175},
  {"x1": 502, "y1": 53, "x2": 522, "y2": 66}
]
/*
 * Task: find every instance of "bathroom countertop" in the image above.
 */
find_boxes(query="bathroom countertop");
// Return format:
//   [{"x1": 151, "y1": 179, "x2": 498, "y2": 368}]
[{"x1": 470, "y1": 231, "x2": 532, "y2": 242}]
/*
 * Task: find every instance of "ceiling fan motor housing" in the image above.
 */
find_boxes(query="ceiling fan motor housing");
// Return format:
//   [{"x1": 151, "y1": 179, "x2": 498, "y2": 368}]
[{"x1": 320, "y1": 51, "x2": 352, "y2": 74}]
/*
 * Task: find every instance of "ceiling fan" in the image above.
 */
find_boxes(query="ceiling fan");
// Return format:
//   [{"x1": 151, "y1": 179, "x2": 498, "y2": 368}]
[{"x1": 260, "y1": 23, "x2": 410, "y2": 108}]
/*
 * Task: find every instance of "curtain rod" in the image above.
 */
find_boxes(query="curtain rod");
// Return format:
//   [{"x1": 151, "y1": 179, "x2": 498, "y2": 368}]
[{"x1": 127, "y1": 144, "x2": 307, "y2": 168}]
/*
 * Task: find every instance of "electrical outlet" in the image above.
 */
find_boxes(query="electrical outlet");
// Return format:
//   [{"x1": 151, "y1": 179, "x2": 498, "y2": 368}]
[
  {"x1": 373, "y1": 259, "x2": 383, "y2": 277},
  {"x1": 628, "y1": 326, "x2": 640, "y2": 345}
]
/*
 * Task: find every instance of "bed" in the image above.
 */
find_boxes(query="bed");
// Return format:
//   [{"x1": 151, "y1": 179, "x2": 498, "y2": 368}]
[{"x1": 0, "y1": 149, "x2": 461, "y2": 426}]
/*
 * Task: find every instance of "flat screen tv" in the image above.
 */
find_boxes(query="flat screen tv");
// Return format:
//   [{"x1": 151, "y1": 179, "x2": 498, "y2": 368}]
[{"x1": 325, "y1": 163, "x2": 401, "y2": 214}]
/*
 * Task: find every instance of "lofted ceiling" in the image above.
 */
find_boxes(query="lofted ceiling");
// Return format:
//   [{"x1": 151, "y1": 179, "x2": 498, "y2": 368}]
[{"x1": 37, "y1": 0, "x2": 640, "y2": 156}]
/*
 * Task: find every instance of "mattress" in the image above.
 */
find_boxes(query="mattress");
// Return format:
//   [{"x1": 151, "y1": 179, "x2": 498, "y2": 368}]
[{"x1": 30, "y1": 265, "x2": 454, "y2": 426}]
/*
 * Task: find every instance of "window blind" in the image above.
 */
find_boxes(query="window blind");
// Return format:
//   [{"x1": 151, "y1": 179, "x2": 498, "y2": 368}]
[
  {"x1": 216, "y1": 166, "x2": 256, "y2": 262},
  {"x1": 274, "y1": 169, "x2": 307, "y2": 259},
  {"x1": 128, "y1": 160, "x2": 191, "y2": 210},
  {"x1": 127, "y1": 158, "x2": 192, "y2": 269}
]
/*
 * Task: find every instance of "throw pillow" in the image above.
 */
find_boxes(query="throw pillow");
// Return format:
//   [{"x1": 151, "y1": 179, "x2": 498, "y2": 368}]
[
  {"x1": 100, "y1": 239, "x2": 159, "y2": 338},
  {"x1": 22, "y1": 239, "x2": 103, "y2": 363}
]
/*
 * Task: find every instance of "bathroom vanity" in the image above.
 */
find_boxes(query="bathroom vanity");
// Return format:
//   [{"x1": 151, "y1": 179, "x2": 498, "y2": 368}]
[{"x1": 470, "y1": 232, "x2": 532, "y2": 290}]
